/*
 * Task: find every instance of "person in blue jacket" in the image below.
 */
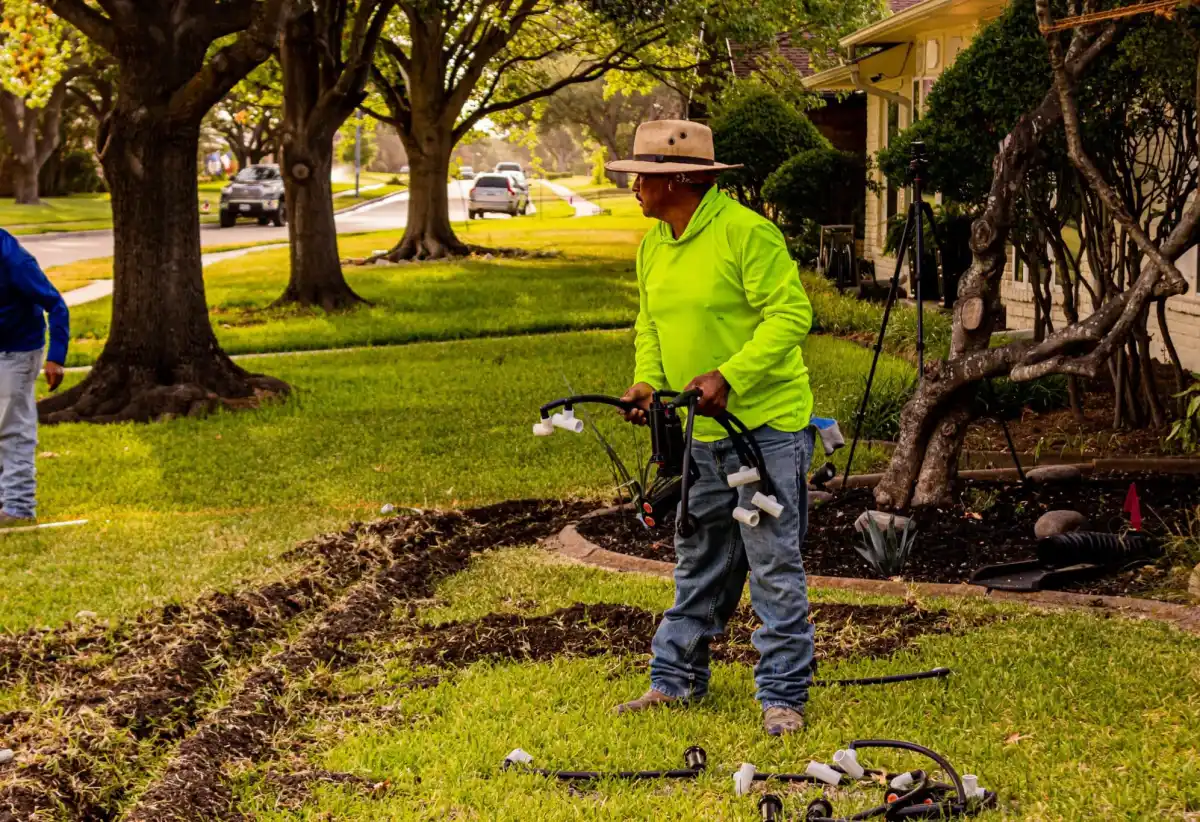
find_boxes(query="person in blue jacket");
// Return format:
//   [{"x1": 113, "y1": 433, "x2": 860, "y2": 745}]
[{"x1": 0, "y1": 228, "x2": 68, "y2": 525}]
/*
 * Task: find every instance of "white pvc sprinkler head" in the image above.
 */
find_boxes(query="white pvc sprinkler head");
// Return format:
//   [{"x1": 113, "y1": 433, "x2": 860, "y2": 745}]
[
  {"x1": 890, "y1": 771, "x2": 916, "y2": 792},
  {"x1": 962, "y1": 774, "x2": 986, "y2": 800},
  {"x1": 733, "y1": 762, "x2": 757, "y2": 797},
  {"x1": 732, "y1": 506, "x2": 760, "y2": 527},
  {"x1": 805, "y1": 761, "x2": 841, "y2": 786},
  {"x1": 551, "y1": 409, "x2": 585, "y2": 433},
  {"x1": 751, "y1": 492, "x2": 784, "y2": 519},
  {"x1": 504, "y1": 748, "x2": 534, "y2": 767},
  {"x1": 833, "y1": 748, "x2": 864, "y2": 779},
  {"x1": 727, "y1": 466, "x2": 761, "y2": 488},
  {"x1": 532, "y1": 417, "x2": 555, "y2": 436}
]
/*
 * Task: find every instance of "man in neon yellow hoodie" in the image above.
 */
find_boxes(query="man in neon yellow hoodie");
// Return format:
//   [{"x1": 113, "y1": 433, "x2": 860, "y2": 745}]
[{"x1": 608, "y1": 120, "x2": 816, "y2": 736}]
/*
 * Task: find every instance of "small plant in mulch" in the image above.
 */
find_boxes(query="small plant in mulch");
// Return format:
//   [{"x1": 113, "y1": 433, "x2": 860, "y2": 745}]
[{"x1": 855, "y1": 515, "x2": 919, "y2": 579}]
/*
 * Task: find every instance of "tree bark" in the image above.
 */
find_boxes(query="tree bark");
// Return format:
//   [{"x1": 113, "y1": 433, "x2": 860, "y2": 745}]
[
  {"x1": 388, "y1": 124, "x2": 467, "y2": 260},
  {"x1": 38, "y1": 112, "x2": 287, "y2": 423},
  {"x1": 0, "y1": 86, "x2": 69, "y2": 205}
]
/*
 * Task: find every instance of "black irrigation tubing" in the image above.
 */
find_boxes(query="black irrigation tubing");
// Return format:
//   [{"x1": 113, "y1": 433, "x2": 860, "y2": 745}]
[{"x1": 813, "y1": 667, "x2": 952, "y2": 688}]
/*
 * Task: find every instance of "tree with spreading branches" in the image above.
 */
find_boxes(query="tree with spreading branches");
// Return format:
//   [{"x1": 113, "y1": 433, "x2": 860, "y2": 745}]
[
  {"x1": 0, "y1": 0, "x2": 83, "y2": 204},
  {"x1": 365, "y1": 0, "x2": 808, "y2": 260},
  {"x1": 36, "y1": 0, "x2": 294, "y2": 423},
  {"x1": 872, "y1": 1, "x2": 1200, "y2": 510},
  {"x1": 207, "y1": 60, "x2": 284, "y2": 170}
]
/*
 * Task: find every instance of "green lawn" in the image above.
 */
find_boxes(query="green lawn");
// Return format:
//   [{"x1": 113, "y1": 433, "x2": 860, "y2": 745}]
[
  {"x1": 11, "y1": 330, "x2": 902, "y2": 631},
  {"x1": 231, "y1": 549, "x2": 1200, "y2": 821},
  {"x1": 56, "y1": 193, "x2": 649, "y2": 367}
]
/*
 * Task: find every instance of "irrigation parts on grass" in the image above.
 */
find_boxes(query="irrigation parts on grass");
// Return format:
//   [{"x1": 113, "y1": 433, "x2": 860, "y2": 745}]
[
  {"x1": 502, "y1": 739, "x2": 996, "y2": 821},
  {"x1": 743, "y1": 739, "x2": 996, "y2": 821}
]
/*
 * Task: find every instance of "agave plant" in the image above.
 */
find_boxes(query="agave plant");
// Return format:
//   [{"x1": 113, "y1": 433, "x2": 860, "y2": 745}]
[{"x1": 854, "y1": 513, "x2": 918, "y2": 578}]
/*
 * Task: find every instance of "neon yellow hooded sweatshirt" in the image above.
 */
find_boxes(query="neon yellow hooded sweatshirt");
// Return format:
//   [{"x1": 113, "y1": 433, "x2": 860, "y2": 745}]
[{"x1": 633, "y1": 186, "x2": 813, "y2": 442}]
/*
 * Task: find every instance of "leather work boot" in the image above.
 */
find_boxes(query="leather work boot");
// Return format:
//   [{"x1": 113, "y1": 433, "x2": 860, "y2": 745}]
[
  {"x1": 762, "y1": 706, "x2": 805, "y2": 736},
  {"x1": 614, "y1": 688, "x2": 678, "y2": 715}
]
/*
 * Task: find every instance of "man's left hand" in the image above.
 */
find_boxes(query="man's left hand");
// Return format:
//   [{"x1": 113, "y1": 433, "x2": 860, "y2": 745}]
[
  {"x1": 43, "y1": 361, "x2": 64, "y2": 392},
  {"x1": 685, "y1": 370, "x2": 730, "y2": 416}
]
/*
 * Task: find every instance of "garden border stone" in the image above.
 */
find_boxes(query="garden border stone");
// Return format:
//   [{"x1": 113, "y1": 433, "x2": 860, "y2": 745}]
[{"x1": 546, "y1": 508, "x2": 1200, "y2": 637}]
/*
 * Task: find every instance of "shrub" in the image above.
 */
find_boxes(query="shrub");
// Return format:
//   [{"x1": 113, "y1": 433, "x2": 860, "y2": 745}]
[
  {"x1": 763, "y1": 147, "x2": 866, "y2": 235},
  {"x1": 801, "y1": 272, "x2": 953, "y2": 358},
  {"x1": 709, "y1": 86, "x2": 828, "y2": 212}
]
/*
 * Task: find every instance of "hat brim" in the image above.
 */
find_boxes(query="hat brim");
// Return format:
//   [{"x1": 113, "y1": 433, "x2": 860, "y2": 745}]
[{"x1": 604, "y1": 159, "x2": 742, "y2": 175}]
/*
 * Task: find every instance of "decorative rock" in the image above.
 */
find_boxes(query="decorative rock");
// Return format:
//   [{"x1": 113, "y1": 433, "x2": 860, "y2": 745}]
[
  {"x1": 380, "y1": 503, "x2": 396, "y2": 515},
  {"x1": 809, "y1": 491, "x2": 834, "y2": 506},
  {"x1": 1189, "y1": 563, "x2": 1200, "y2": 604},
  {"x1": 374, "y1": 258, "x2": 393, "y2": 266},
  {"x1": 854, "y1": 510, "x2": 911, "y2": 534},
  {"x1": 1034, "y1": 510, "x2": 1088, "y2": 539},
  {"x1": 0, "y1": 749, "x2": 12, "y2": 765},
  {"x1": 75, "y1": 610, "x2": 98, "y2": 621},
  {"x1": 1026, "y1": 464, "x2": 1083, "y2": 484}
]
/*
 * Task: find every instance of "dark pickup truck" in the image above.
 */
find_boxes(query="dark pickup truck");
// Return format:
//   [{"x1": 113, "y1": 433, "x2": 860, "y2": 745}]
[{"x1": 219, "y1": 164, "x2": 287, "y2": 227}]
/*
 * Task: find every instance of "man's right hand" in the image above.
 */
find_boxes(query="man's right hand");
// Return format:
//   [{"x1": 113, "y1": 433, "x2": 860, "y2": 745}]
[{"x1": 619, "y1": 382, "x2": 655, "y2": 425}]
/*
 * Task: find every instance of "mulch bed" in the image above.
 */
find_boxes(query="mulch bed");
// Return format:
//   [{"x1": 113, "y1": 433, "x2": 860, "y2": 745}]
[{"x1": 575, "y1": 473, "x2": 1198, "y2": 601}]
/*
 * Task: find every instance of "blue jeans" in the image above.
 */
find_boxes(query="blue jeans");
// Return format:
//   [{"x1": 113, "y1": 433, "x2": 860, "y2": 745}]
[
  {"x1": 0, "y1": 349, "x2": 42, "y2": 519},
  {"x1": 650, "y1": 425, "x2": 816, "y2": 710}
]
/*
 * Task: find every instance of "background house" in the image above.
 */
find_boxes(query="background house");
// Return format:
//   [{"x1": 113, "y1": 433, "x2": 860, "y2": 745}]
[{"x1": 803, "y1": 0, "x2": 1200, "y2": 369}]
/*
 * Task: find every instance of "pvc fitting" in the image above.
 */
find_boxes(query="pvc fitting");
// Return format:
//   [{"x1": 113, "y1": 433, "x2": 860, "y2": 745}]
[
  {"x1": 833, "y1": 748, "x2": 864, "y2": 779},
  {"x1": 727, "y1": 465, "x2": 761, "y2": 488},
  {"x1": 733, "y1": 762, "x2": 757, "y2": 797},
  {"x1": 962, "y1": 774, "x2": 985, "y2": 800},
  {"x1": 805, "y1": 760, "x2": 842, "y2": 786},
  {"x1": 532, "y1": 417, "x2": 555, "y2": 436},
  {"x1": 551, "y1": 409, "x2": 584, "y2": 434},
  {"x1": 733, "y1": 506, "x2": 761, "y2": 528},
  {"x1": 752, "y1": 492, "x2": 784, "y2": 518},
  {"x1": 890, "y1": 771, "x2": 916, "y2": 792},
  {"x1": 503, "y1": 748, "x2": 533, "y2": 768}
]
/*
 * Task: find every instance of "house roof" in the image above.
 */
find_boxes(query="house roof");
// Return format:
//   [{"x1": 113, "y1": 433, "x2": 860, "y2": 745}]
[
  {"x1": 725, "y1": 0, "x2": 930, "y2": 80},
  {"x1": 841, "y1": 0, "x2": 1006, "y2": 48}
]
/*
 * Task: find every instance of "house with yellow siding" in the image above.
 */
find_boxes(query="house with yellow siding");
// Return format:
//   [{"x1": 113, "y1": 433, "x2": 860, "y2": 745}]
[{"x1": 803, "y1": 0, "x2": 1200, "y2": 369}]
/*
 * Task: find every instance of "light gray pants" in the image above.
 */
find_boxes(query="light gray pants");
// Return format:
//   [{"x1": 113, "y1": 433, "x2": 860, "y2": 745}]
[{"x1": 0, "y1": 349, "x2": 42, "y2": 519}]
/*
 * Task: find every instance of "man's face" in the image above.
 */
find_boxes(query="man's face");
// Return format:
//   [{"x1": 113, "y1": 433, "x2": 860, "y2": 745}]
[{"x1": 633, "y1": 174, "x2": 671, "y2": 218}]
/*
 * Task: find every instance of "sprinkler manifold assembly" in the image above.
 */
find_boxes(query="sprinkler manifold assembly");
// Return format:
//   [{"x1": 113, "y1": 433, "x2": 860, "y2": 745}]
[
  {"x1": 535, "y1": 390, "x2": 779, "y2": 537},
  {"x1": 502, "y1": 745, "x2": 707, "y2": 781},
  {"x1": 736, "y1": 739, "x2": 996, "y2": 820}
]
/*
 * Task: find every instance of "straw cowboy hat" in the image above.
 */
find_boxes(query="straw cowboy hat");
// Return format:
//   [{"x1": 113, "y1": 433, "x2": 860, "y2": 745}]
[{"x1": 605, "y1": 119, "x2": 742, "y2": 175}]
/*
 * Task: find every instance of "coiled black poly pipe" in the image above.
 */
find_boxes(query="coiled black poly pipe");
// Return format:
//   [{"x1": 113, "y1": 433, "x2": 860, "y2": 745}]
[{"x1": 503, "y1": 745, "x2": 706, "y2": 782}]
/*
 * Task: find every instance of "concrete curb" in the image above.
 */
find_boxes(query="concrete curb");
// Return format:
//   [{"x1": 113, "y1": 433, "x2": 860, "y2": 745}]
[{"x1": 545, "y1": 516, "x2": 1200, "y2": 636}]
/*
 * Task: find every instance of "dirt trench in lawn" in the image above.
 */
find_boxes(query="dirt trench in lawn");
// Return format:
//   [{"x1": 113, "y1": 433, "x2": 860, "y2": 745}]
[{"x1": 0, "y1": 500, "x2": 986, "y2": 822}]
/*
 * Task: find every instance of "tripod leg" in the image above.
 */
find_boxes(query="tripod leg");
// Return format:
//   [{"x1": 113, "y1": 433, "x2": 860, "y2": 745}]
[
  {"x1": 840, "y1": 206, "x2": 916, "y2": 489},
  {"x1": 914, "y1": 194, "x2": 926, "y2": 381},
  {"x1": 986, "y1": 378, "x2": 1026, "y2": 482}
]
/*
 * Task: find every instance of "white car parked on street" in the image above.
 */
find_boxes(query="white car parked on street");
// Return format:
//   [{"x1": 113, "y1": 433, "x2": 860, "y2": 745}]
[{"x1": 468, "y1": 173, "x2": 529, "y2": 218}]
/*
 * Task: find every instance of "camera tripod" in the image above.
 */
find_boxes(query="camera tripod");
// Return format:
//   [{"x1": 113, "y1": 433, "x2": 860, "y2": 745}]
[{"x1": 842, "y1": 142, "x2": 1024, "y2": 489}]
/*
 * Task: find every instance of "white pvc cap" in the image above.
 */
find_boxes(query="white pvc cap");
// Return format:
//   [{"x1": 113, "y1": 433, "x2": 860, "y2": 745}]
[
  {"x1": 962, "y1": 774, "x2": 983, "y2": 799},
  {"x1": 806, "y1": 760, "x2": 841, "y2": 786},
  {"x1": 833, "y1": 748, "x2": 864, "y2": 779},
  {"x1": 890, "y1": 771, "x2": 916, "y2": 791},
  {"x1": 733, "y1": 506, "x2": 760, "y2": 527},
  {"x1": 505, "y1": 748, "x2": 533, "y2": 766},
  {"x1": 727, "y1": 466, "x2": 761, "y2": 488},
  {"x1": 733, "y1": 762, "x2": 757, "y2": 796},
  {"x1": 751, "y1": 492, "x2": 784, "y2": 518},
  {"x1": 533, "y1": 418, "x2": 555, "y2": 436},
  {"x1": 551, "y1": 410, "x2": 585, "y2": 434}
]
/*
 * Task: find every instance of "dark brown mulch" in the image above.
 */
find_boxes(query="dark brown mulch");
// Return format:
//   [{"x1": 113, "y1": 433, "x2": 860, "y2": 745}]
[
  {"x1": 409, "y1": 601, "x2": 974, "y2": 670},
  {"x1": 575, "y1": 473, "x2": 1197, "y2": 600}
]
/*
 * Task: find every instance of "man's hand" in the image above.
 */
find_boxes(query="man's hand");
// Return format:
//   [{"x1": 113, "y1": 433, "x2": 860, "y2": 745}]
[
  {"x1": 43, "y1": 361, "x2": 64, "y2": 392},
  {"x1": 619, "y1": 382, "x2": 655, "y2": 425},
  {"x1": 685, "y1": 370, "x2": 730, "y2": 417}
]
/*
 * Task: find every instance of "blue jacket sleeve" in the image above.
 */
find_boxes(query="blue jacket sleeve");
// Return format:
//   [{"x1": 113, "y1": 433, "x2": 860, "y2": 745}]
[{"x1": 1, "y1": 230, "x2": 70, "y2": 364}]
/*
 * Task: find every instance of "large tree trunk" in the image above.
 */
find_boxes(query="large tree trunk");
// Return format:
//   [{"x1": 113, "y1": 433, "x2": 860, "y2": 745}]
[
  {"x1": 388, "y1": 124, "x2": 466, "y2": 260},
  {"x1": 0, "y1": 88, "x2": 68, "y2": 206},
  {"x1": 38, "y1": 114, "x2": 288, "y2": 424},
  {"x1": 273, "y1": 6, "x2": 366, "y2": 309},
  {"x1": 10, "y1": 160, "x2": 40, "y2": 205},
  {"x1": 278, "y1": 142, "x2": 364, "y2": 309}
]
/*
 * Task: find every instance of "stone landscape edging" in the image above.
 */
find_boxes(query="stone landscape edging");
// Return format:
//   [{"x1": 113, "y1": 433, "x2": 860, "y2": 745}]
[{"x1": 546, "y1": 510, "x2": 1200, "y2": 637}]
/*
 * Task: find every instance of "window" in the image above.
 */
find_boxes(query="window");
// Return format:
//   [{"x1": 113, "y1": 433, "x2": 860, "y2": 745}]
[
  {"x1": 912, "y1": 79, "x2": 921, "y2": 120},
  {"x1": 1012, "y1": 246, "x2": 1025, "y2": 283}
]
